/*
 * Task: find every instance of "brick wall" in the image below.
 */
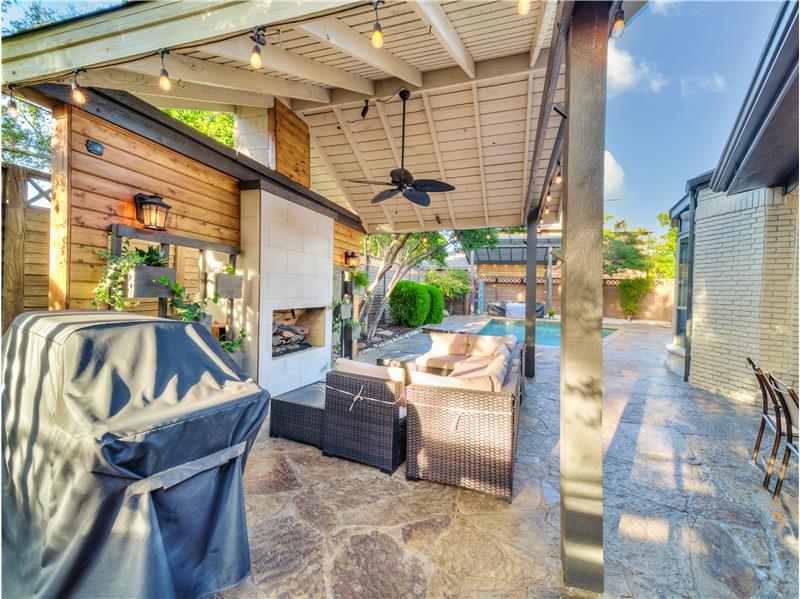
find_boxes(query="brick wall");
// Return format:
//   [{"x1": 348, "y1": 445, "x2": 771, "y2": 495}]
[{"x1": 689, "y1": 186, "x2": 798, "y2": 402}]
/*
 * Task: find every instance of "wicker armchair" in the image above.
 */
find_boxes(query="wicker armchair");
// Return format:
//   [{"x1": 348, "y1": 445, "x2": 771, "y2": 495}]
[
  {"x1": 405, "y1": 345, "x2": 523, "y2": 501},
  {"x1": 323, "y1": 370, "x2": 407, "y2": 474}
]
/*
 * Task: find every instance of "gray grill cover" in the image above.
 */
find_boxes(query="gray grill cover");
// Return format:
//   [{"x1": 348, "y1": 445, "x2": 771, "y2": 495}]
[{"x1": 2, "y1": 311, "x2": 269, "y2": 598}]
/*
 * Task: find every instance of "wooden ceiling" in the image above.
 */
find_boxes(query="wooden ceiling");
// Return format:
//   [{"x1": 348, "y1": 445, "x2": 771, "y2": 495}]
[{"x1": 4, "y1": 0, "x2": 576, "y2": 233}]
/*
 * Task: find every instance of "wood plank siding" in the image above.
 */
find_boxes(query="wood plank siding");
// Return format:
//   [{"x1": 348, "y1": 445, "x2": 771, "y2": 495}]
[
  {"x1": 50, "y1": 105, "x2": 240, "y2": 312},
  {"x1": 270, "y1": 99, "x2": 311, "y2": 188}
]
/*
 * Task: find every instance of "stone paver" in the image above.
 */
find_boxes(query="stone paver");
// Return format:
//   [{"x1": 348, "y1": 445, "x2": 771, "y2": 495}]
[{"x1": 219, "y1": 321, "x2": 798, "y2": 598}]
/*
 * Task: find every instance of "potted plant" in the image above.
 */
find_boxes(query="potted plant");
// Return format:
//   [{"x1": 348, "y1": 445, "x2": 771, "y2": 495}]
[
  {"x1": 128, "y1": 246, "x2": 176, "y2": 298},
  {"x1": 214, "y1": 263, "x2": 243, "y2": 299},
  {"x1": 92, "y1": 241, "x2": 175, "y2": 310},
  {"x1": 158, "y1": 276, "x2": 218, "y2": 329},
  {"x1": 548, "y1": 309, "x2": 557, "y2": 319}
]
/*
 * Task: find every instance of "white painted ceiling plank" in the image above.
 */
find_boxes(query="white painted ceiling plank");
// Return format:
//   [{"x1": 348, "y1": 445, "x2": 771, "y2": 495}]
[
  {"x1": 410, "y1": 0, "x2": 476, "y2": 79},
  {"x1": 310, "y1": 132, "x2": 363, "y2": 220},
  {"x1": 471, "y1": 82, "x2": 490, "y2": 227},
  {"x1": 530, "y1": 0, "x2": 558, "y2": 68},
  {"x1": 421, "y1": 92, "x2": 458, "y2": 229}
]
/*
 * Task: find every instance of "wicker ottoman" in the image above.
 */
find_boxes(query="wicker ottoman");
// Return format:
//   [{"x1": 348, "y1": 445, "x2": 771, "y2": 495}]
[{"x1": 269, "y1": 382, "x2": 326, "y2": 448}]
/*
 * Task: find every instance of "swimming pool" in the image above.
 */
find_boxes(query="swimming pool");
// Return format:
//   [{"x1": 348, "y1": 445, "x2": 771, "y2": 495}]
[{"x1": 477, "y1": 319, "x2": 615, "y2": 347}]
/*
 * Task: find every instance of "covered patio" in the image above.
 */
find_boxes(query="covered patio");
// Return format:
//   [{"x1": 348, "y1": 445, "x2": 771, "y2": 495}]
[{"x1": 225, "y1": 322, "x2": 799, "y2": 597}]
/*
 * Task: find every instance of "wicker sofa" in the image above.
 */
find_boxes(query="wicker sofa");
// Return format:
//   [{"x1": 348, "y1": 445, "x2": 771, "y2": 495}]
[
  {"x1": 405, "y1": 332, "x2": 523, "y2": 501},
  {"x1": 322, "y1": 359, "x2": 407, "y2": 474}
]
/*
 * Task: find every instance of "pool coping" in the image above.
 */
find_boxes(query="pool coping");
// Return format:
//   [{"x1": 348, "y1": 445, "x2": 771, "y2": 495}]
[{"x1": 423, "y1": 316, "x2": 623, "y2": 347}]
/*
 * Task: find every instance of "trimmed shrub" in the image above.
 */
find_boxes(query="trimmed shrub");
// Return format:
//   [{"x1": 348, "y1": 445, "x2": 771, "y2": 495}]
[
  {"x1": 421, "y1": 284, "x2": 445, "y2": 324},
  {"x1": 389, "y1": 280, "x2": 430, "y2": 327},
  {"x1": 618, "y1": 277, "x2": 655, "y2": 319}
]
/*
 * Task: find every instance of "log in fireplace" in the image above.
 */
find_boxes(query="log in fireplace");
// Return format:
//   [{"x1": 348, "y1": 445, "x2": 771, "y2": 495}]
[{"x1": 272, "y1": 307, "x2": 325, "y2": 357}]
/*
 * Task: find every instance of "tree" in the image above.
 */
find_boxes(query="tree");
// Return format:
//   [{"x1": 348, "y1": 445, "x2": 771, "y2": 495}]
[
  {"x1": 162, "y1": 109, "x2": 234, "y2": 147},
  {"x1": 357, "y1": 232, "x2": 449, "y2": 339},
  {"x1": 650, "y1": 212, "x2": 677, "y2": 279},
  {"x1": 603, "y1": 217, "x2": 652, "y2": 276}
]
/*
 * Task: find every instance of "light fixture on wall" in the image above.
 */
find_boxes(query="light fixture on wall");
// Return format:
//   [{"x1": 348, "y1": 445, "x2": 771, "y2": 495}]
[
  {"x1": 135, "y1": 193, "x2": 171, "y2": 230},
  {"x1": 71, "y1": 69, "x2": 87, "y2": 105},
  {"x1": 344, "y1": 250, "x2": 359, "y2": 269},
  {"x1": 250, "y1": 27, "x2": 267, "y2": 69},
  {"x1": 610, "y1": 8, "x2": 625, "y2": 39},
  {"x1": 371, "y1": 1, "x2": 384, "y2": 49},
  {"x1": 517, "y1": 0, "x2": 531, "y2": 16},
  {"x1": 158, "y1": 50, "x2": 171, "y2": 91},
  {"x1": 6, "y1": 85, "x2": 18, "y2": 120}
]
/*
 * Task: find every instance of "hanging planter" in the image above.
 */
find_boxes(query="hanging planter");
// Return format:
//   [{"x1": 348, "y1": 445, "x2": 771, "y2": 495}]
[
  {"x1": 92, "y1": 243, "x2": 174, "y2": 309},
  {"x1": 214, "y1": 266, "x2": 243, "y2": 299},
  {"x1": 129, "y1": 265, "x2": 176, "y2": 298}
]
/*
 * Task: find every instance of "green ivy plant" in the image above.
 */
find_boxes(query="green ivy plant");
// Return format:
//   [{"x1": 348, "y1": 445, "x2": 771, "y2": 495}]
[
  {"x1": 91, "y1": 241, "x2": 167, "y2": 311},
  {"x1": 352, "y1": 271, "x2": 369, "y2": 289},
  {"x1": 220, "y1": 263, "x2": 237, "y2": 275},
  {"x1": 157, "y1": 276, "x2": 218, "y2": 323},
  {"x1": 219, "y1": 329, "x2": 246, "y2": 353}
]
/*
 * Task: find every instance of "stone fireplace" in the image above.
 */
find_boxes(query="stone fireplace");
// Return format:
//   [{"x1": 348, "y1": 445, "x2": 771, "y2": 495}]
[{"x1": 238, "y1": 186, "x2": 334, "y2": 396}]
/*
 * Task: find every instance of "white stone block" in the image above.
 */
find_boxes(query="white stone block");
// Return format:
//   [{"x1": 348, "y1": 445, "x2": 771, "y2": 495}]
[
  {"x1": 263, "y1": 248, "x2": 288, "y2": 274},
  {"x1": 269, "y1": 220, "x2": 304, "y2": 252}
]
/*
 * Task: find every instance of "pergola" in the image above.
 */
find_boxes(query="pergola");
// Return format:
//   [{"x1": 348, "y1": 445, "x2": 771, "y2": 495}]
[{"x1": 3, "y1": 1, "x2": 643, "y2": 591}]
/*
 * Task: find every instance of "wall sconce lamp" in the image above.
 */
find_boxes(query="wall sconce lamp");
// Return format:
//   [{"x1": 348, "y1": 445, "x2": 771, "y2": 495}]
[
  {"x1": 134, "y1": 193, "x2": 171, "y2": 230},
  {"x1": 344, "y1": 250, "x2": 359, "y2": 269}
]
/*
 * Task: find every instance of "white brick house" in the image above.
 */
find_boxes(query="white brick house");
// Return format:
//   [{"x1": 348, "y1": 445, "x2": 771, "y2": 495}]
[{"x1": 668, "y1": 3, "x2": 798, "y2": 402}]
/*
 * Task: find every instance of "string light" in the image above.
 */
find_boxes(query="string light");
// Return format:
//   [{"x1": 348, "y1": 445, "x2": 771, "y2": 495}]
[
  {"x1": 371, "y1": 1, "x2": 383, "y2": 49},
  {"x1": 158, "y1": 50, "x2": 171, "y2": 91},
  {"x1": 555, "y1": 164, "x2": 562, "y2": 185},
  {"x1": 250, "y1": 27, "x2": 266, "y2": 69},
  {"x1": 611, "y1": 8, "x2": 625, "y2": 39},
  {"x1": 422, "y1": 235, "x2": 428, "y2": 243},
  {"x1": 517, "y1": 0, "x2": 531, "y2": 16},
  {"x1": 452, "y1": 234, "x2": 459, "y2": 242},
  {"x1": 6, "y1": 85, "x2": 18, "y2": 119},
  {"x1": 547, "y1": 189, "x2": 552, "y2": 202},
  {"x1": 71, "y1": 69, "x2": 86, "y2": 105},
  {"x1": 544, "y1": 206, "x2": 550, "y2": 215}
]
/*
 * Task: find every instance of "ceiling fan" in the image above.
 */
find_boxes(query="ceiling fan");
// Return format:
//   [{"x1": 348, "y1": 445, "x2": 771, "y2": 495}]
[{"x1": 347, "y1": 89, "x2": 455, "y2": 207}]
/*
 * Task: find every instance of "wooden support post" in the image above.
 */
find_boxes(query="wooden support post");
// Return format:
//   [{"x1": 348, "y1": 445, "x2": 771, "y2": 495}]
[
  {"x1": 525, "y1": 211, "x2": 538, "y2": 377},
  {"x1": 2, "y1": 166, "x2": 27, "y2": 332},
  {"x1": 49, "y1": 104, "x2": 72, "y2": 310},
  {"x1": 546, "y1": 248, "x2": 554, "y2": 313},
  {"x1": 560, "y1": 1, "x2": 608, "y2": 592}
]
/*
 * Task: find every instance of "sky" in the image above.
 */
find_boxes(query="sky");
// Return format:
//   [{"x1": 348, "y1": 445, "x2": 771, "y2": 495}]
[
  {"x1": 604, "y1": 0, "x2": 781, "y2": 233},
  {"x1": 3, "y1": 0, "x2": 783, "y2": 235}
]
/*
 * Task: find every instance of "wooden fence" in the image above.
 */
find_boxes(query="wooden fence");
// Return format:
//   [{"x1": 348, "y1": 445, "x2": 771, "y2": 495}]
[
  {"x1": 2, "y1": 164, "x2": 52, "y2": 332},
  {"x1": 364, "y1": 255, "x2": 428, "y2": 326}
]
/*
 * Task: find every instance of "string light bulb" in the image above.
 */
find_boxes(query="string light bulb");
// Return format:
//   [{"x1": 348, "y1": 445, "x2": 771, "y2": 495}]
[
  {"x1": 371, "y1": 1, "x2": 384, "y2": 49},
  {"x1": 71, "y1": 70, "x2": 86, "y2": 105},
  {"x1": 158, "y1": 50, "x2": 171, "y2": 91},
  {"x1": 422, "y1": 235, "x2": 428, "y2": 243},
  {"x1": 544, "y1": 206, "x2": 550, "y2": 215},
  {"x1": 250, "y1": 27, "x2": 266, "y2": 69},
  {"x1": 485, "y1": 233, "x2": 491, "y2": 240},
  {"x1": 547, "y1": 189, "x2": 552, "y2": 202},
  {"x1": 555, "y1": 164, "x2": 562, "y2": 185},
  {"x1": 452, "y1": 234, "x2": 459, "y2": 242},
  {"x1": 6, "y1": 86, "x2": 18, "y2": 120},
  {"x1": 517, "y1": 0, "x2": 531, "y2": 16},
  {"x1": 611, "y1": 8, "x2": 625, "y2": 39}
]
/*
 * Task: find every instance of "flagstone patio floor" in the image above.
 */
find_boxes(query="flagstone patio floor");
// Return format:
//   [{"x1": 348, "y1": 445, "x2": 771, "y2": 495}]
[{"x1": 218, "y1": 321, "x2": 798, "y2": 598}]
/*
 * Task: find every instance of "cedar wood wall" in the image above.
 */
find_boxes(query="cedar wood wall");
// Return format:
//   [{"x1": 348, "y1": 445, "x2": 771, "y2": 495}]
[{"x1": 50, "y1": 105, "x2": 240, "y2": 312}]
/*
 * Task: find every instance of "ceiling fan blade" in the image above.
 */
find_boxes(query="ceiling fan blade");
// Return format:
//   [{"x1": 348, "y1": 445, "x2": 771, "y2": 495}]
[
  {"x1": 371, "y1": 188, "x2": 401, "y2": 203},
  {"x1": 402, "y1": 188, "x2": 431, "y2": 207},
  {"x1": 347, "y1": 179, "x2": 394, "y2": 186},
  {"x1": 412, "y1": 179, "x2": 455, "y2": 193}
]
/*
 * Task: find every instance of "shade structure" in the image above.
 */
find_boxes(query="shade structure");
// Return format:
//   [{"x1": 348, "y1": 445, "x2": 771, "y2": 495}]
[{"x1": 2, "y1": 311, "x2": 269, "y2": 599}]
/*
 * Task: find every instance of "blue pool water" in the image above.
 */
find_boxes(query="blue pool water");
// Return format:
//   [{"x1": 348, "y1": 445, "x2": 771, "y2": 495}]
[{"x1": 477, "y1": 319, "x2": 615, "y2": 347}]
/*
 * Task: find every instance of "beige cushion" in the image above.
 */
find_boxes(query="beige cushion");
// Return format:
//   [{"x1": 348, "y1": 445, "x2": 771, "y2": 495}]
[
  {"x1": 334, "y1": 358, "x2": 404, "y2": 383},
  {"x1": 410, "y1": 370, "x2": 494, "y2": 392},
  {"x1": 484, "y1": 354, "x2": 509, "y2": 391},
  {"x1": 449, "y1": 356, "x2": 492, "y2": 378},
  {"x1": 466, "y1": 334, "x2": 505, "y2": 357},
  {"x1": 429, "y1": 332, "x2": 469, "y2": 356},
  {"x1": 415, "y1": 353, "x2": 465, "y2": 372},
  {"x1": 493, "y1": 344, "x2": 511, "y2": 362},
  {"x1": 502, "y1": 334, "x2": 518, "y2": 350}
]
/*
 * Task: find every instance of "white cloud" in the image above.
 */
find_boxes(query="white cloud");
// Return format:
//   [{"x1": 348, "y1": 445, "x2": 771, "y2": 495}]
[
  {"x1": 650, "y1": 0, "x2": 681, "y2": 16},
  {"x1": 607, "y1": 43, "x2": 668, "y2": 97},
  {"x1": 604, "y1": 151, "x2": 625, "y2": 199},
  {"x1": 680, "y1": 73, "x2": 727, "y2": 97}
]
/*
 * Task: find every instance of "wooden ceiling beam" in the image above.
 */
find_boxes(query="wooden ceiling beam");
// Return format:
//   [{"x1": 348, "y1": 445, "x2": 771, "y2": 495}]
[
  {"x1": 134, "y1": 94, "x2": 234, "y2": 113},
  {"x1": 471, "y1": 82, "x2": 490, "y2": 227},
  {"x1": 520, "y1": 70, "x2": 535, "y2": 220},
  {"x1": 200, "y1": 38, "x2": 375, "y2": 96},
  {"x1": 296, "y1": 50, "x2": 546, "y2": 113},
  {"x1": 331, "y1": 105, "x2": 396, "y2": 231},
  {"x1": 410, "y1": 0, "x2": 475, "y2": 79},
  {"x1": 118, "y1": 53, "x2": 330, "y2": 103},
  {"x1": 374, "y1": 101, "x2": 426, "y2": 230},
  {"x1": 530, "y1": 0, "x2": 559, "y2": 68},
  {"x1": 3, "y1": 0, "x2": 353, "y2": 84},
  {"x1": 524, "y1": 0, "x2": 573, "y2": 218},
  {"x1": 55, "y1": 68, "x2": 277, "y2": 108},
  {"x1": 298, "y1": 17, "x2": 423, "y2": 87},
  {"x1": 421, "y1": 92, "x2": 458, "y2": 229}
]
